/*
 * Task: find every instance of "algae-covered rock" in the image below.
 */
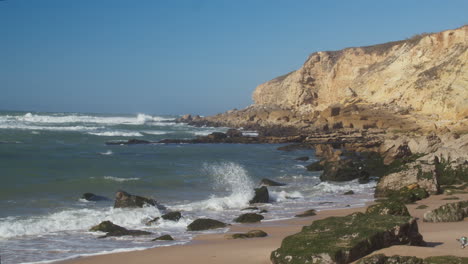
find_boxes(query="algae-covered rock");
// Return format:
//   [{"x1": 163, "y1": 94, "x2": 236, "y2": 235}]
[
  {"x1": 384, "y1": 185, "x2": 429, "y2": 204},
  {"x1": 357, "y1": 254, "x2": 468, "y2": 264},
  {"x1": 90, "y1": 221, "x2": 152, "y2": 238},
  {"x1": 226, "y1": 230, "x2": 268, "y2": 239},
  {"x1": 187, "y1": 218, "x2": 227, "y2": 231},
  {"x1": 295, "y1": 209, "x2": 317, "y2": 217},
  {"x1": 424, "y1": 255, "x2": 468, "y2": 264},
  {"x1": 161, "y1": 211, "x2": 182, "y2": 222},
  {"x1": 260, "y1": 178, "x2": 286, "y2": 186},
  {"x1": 152, "y1": 234, "x2": 174, "y2": 241},
  {"x1": 423, "y1": 201, "x2": 468, "y2": 222},
  {"x1": 356, "y1": 254, "x2": 424, "y2": 264},
  {"x1": 114, "y1": 190, "x2": 161, "y2": 209},
  {"x1": 249, "y1": 186, "x2": 269, "y2": 204},
  {"x1": 234, "y1": 213, "x2": 264, "y2": 223},
  {"x1": 271, "y1": 212, "x2": 425, "y2": 264},
  {"x1": 366, "y1": 200, "x2": 410, "y2": 217}
]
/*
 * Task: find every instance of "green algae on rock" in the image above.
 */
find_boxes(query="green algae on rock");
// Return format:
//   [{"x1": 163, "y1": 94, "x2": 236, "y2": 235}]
[
  {"x1": 366, "y1": 200, "x2": 410, "y2": 217},
  {"x1": 423, "y1": 200, "x2": 468, "y2": 222},
  {"x1": 271, "y1": 212, "x2": 425, "y2": 264}
]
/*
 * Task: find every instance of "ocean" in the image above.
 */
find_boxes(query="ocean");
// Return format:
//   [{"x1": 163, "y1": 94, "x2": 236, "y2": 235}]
[{"x1": 0, "y1": 111, "x2": 376, "y2": 264}]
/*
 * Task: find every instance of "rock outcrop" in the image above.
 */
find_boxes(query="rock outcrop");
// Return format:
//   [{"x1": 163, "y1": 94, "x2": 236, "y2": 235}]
[
  {"x1": 249, "y1": 186, "x2": 270, "y2": 204},
  {"x1": 271, "y1": 212, "x2": 425, "y2": 264},
  {"x1": 225, "y1": 230, "x2": 268, "y2": 239},
  {"x1": 423, "y1": 200, "x2": 468, "y2": 222},
  {"x1": 114, "y1": 190, "x2": 163, "y2": 209},
  {"x1": 234, "y1": 213, "x2": 264, "y2": 223}
]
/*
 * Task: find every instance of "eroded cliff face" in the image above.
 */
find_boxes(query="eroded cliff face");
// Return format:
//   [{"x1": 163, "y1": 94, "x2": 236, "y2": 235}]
[{"x1": 253, "y1": 26, "x2": 468, "y2": 121}]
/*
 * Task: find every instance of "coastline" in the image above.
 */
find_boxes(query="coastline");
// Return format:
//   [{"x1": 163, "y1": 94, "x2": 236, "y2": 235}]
[{"x1": 59, "y1": 192, "x2": 468, "y2": 264}]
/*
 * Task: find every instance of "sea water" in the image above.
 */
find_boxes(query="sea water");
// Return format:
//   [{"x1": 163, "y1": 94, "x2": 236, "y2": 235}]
[{"x1": 0, "y1": 111, "x2": 376, "y2": 264}]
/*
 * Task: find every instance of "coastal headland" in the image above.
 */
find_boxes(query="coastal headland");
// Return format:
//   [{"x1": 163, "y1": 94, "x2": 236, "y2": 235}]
[{"x1": 63, "y1": 25, "x2": 467, "y2": 264}]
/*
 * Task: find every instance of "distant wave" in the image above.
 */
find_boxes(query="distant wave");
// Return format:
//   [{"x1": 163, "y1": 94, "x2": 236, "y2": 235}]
[
  {"x1": 0, "y1": 124, "x2": 102, "y2": 132},
  {"x1": 88, "y1": 131, "x2": 143, "y2": 137},
  {"x1": 102, "y1": 176, "x2": 140, "y2": 182},
  {"x1": 99, "y1": 150, "x2": 113, "y2": 155},
  {"x1": 142, "y1": 131, "x2": 169, "y2": 135},
  {"x1": 0, "y1": 112, "x2": 175, "y2": 126}
]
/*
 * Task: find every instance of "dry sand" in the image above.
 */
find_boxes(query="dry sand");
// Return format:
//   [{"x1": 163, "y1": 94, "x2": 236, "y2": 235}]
[{"x1": 61, "y1": 193, "x2": 468, "y2": 264}]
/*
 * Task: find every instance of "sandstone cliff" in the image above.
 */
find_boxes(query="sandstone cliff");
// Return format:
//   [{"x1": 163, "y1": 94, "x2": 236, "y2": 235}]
[
  {"x1": 253, "y1": 25, "x2": 467, "y2": 121},
  {"x1": 190, "y1": 25, "x2": 467, "y2": 133}
]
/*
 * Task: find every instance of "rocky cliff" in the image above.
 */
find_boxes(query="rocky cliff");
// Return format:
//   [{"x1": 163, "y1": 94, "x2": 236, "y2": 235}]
[
  {"x1": 188, "y1": 25, "x2": 467, "y2": 133},
  {"x1": 253, "y1": 25, "x2": 467, "y2": 121}
]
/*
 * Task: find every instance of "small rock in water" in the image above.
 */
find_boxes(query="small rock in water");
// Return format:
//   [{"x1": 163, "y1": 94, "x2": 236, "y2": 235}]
[
  {"x1": 162, "y1": 211, "x2": 182, "y2": 222},
  {"x1": 152, "y1": 234, "x2": 174, "y2": 241},
  {"x1": 90, "y1": 221, "x2": 152, "y2": 238},
  {"x1": 295, "y1": 156, "x2": 309, "y2": 161},
  {"x1": 114, "y1": 190, "x2": 164, "y2": 209},
  {"x1": 187, "y1": 218, "x2": 227, "y2": 231},
  {"x1": 234, "y1": 213, "x2": 264, "y2": 223},
  {"x1": 344, "y1": 190, "x2": 355, "y2": 195},
  {"x1": 249, "y1": 186, "x2": 270, "y2": 204},
  {"x1": 81, "y1": 193, "x2": 110, "y2": 202},
  {"x1": 259, "y1": 178, "x2": 286, "y2": 186},
  {"x1": 241, "y1": 206, "x2": 259, "y2": 211}
]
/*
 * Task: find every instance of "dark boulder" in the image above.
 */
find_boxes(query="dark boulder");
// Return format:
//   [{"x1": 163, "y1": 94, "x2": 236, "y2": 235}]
[
  {"x1": 249, "y1": 186, "x2": 269, "y2": 204},
  {"x1": 234, "y1": 213, "x2": 264, "y2": 223},
  {"x1": 90, "y1": 221, "x2": 152, "y2": 238},
  {"x1": 306, "y1": 161, "x2": 324, "y2": 171},
  {"x1": 241, "y1": 206, "x2": 259, "y2": 211},
  {"x1": 152, "y1": 234, "x2": 174, "y2": 241},
  {"x1": 162, "y1": 211, "x2": 182, "y2": 222},
  {"x1": 259, "y1": 178, "x2": 286, "y2": 186},
  {"x1": 344, "y1": 190, "x2": 355, "y2": 195},
  {"x1": 187, "y1": 218, "x2": 227, "y2": 231},
  {"x1": 114, "y1": 190, "x2": 163, "y2": 209},
  {"x1": 226, "y1": 129, "x2": 243, "y2": 138},
  {"x1": 81, "y1": 193, "x2": 110, "y2": 202},
  {"x1": 295, "y1": 209, "x2": 317, "y2": 217},
  {"x1": 146, "y1": 217, "x2": 160, "y2": 226},
  {"x1": 320, "y1": 159, "x2": 362, "y2": 182},
  {"x1": 295, "y1": 156, "x2": 309, "y2": 161},
  {"x1": 226, "y1": 230, "x2": 268, "y2": 239}
]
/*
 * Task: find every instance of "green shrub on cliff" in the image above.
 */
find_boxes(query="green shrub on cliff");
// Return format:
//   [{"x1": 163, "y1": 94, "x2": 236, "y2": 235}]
[{"x1": 435, "y1": 158, "x2": 468, "y2": 185}]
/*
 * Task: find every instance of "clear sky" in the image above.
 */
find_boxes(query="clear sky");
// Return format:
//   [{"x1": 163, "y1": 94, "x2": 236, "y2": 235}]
[{"x1": 1, "y1": 0, "x2": 467, "y2": 115}]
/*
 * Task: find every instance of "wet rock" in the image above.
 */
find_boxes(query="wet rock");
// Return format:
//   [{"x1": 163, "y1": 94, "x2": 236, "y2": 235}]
[
  {"x1": 234, "y1": 213, "x2": 264, "y2": 223},
  {"x1": 423, "y1": 201, "x2": 468, "y2": 222},
  {"x1": 114, "y1": 190, "x2": 163, "y2": 209},
  {"x1": 105, "y1": 139, "x2": 152, "y2": 145},
  {"x1": 259, "y1": 178, "x2": 286, "y2": 186},
  {"x1": 152, "y1": 234, "x2": 174, "y2": 241},
  {"x1": 81, "y1": 193, "x2": 110, "y2": 202},
  {"x1": 295, "y1": 209, "x2": 317, "y2": 217},
  {"x1": 295, "y1": 156, "x2": 309, "y2": 161},
  {"x1": 344, "y1": 190, "x2": 355, "y2": 195},
  {"x1": 187, "y1": 218, "x2": 227, "y2": 231},
  {"x1": 206, "y1": 132, "x2": 227, "y2": 141},
  {"x1": 90, "y1": 221, "x2": 152, "y2": 238},
  {"x1": 146, "y1": 217, "x2": 160, "y2": 226},
  {"x1": 306, "y1": 161, "x2": 324, "y2": 171},
  {"x1": 162, "y1": 211, "x2": 182, "y2": 222},
  {"x1": 271, "y1": 212, "x2": 425, "y2": 264},
  {"x1": 249, "y1": 186, "x2": 270, "y2": 204},
  {"x1": 241, "y1": 206, "x2": 259, "y2": 211},
  {"x1": 226, "y1": 129, "x2": 243, "y2": 138},
  {"x1": 225, "y1": 230, "x2": 268, "y2": 239},
  {"x1": 320, "y1": 159, "x2": 362, "y2": 182}
]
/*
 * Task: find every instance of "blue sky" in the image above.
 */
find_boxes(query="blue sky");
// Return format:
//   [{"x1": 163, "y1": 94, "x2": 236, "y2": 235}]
[{"x1": 1, "y1": 0, "x2": 466, "y2": 115}]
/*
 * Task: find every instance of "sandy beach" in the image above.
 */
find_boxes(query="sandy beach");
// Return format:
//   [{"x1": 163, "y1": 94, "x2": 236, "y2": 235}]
[{"x1": 60, "y1": 192, "x2": 468, "y2": 264}]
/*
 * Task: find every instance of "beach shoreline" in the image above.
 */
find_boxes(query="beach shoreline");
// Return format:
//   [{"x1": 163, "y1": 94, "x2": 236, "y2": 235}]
[{"x1": 58, "y1": 192, "x2": 468, "y2": 264}]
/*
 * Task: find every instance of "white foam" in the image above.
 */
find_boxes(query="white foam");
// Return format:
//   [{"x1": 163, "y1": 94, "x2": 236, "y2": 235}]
[
  {"x1": 142, "y1": 131, "x2": 169, "y2": 135},
  {"x1": 0, "y1": 124, "x2": 102, "y2": 132},
  {"x1": 0, "y1": 113, "x2": 175, "y2": 126},
  {"x1": 0, "y1": 206, "x2": 161, "y2": 238},
  {"x1": 241, "y1": 131, "x2": 259, "y2": 137},
  {"x1": 175, "y1": 162, "x2": 254, "y2": 211},
  {"x1": 102, "y1": 176, "x2": 140, "y2": 182},
  {"x1": 270, "y1": 190, "x2": 304, "y2": 202},
  {"x1": 88, "y1": 131, "x2": 143, "y2": 137},
  {"x1": 99, "y1": 150, "x2": 113, "y2": 156}
]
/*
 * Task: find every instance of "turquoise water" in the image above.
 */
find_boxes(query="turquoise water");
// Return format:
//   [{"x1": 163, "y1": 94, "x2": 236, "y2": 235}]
[{"x1": 0, "y1": 111, "x2": 376, "y2": 263}]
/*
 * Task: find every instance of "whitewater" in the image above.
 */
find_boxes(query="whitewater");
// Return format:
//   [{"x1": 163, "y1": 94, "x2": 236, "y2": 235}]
[{"x1": 0, "y1": 111, "x2": 376, "y2": 264}]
